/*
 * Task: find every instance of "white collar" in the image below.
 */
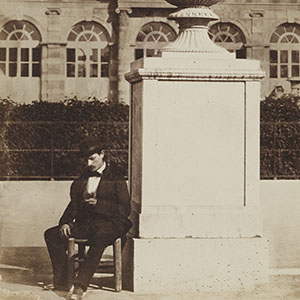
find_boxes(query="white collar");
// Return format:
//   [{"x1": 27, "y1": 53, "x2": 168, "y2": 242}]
[{"x1": 96, "y1": 161, "x2": 106, "y2": 175}]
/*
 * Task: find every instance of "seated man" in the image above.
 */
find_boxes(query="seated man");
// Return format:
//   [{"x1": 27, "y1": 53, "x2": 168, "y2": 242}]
[{"x1": 44, "y1": 137, "x2": 132, "y2": 300}]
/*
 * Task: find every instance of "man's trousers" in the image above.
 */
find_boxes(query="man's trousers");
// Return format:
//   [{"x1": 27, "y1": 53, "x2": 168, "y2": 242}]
[{"x1": 44, "y1": 219, "x2": 121, "y2": 291}]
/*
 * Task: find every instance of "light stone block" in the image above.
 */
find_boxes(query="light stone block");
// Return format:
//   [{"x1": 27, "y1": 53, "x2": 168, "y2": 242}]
[
  {"x1": 141, "y1": 80, "x2": 245, "y2": 208},
  {"x1": 126, "y1": 52, "x2": 268, "y2": 292},
  {"x1": 133, "y1": 237, "x2": 269, "y2": 293}
]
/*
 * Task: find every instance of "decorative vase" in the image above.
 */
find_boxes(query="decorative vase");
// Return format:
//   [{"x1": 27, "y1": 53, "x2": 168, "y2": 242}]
[
  {"x1": 165, "y1": 0, "x2": 220, "y2": 6},
  {"x1": 163, "y1": 0, "x2": 228, "y2": 54}
]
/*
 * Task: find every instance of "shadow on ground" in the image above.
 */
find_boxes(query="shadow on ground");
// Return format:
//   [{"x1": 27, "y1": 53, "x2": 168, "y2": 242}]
[{"x1": 0, "y1": 246, "x2": 116, "y2": 292}]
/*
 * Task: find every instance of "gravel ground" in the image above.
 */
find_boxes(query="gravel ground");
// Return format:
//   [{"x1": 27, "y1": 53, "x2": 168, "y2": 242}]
[{"x1": 0, "y1": 275, "x2": 300, "y2": 300}]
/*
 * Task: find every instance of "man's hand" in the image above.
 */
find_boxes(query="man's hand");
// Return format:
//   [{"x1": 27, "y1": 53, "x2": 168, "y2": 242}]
[
  {"x1": 59, "y1": 224, "x2": 71, "y2": 238},
  {"x1": 84, "y1": 197, "x2": 97, "y2": 206}
]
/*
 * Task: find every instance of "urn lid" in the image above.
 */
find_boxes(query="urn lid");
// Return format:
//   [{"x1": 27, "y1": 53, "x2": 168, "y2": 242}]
[{"x1": 165, "y1": 0, "x2": 221, "y2": 7}]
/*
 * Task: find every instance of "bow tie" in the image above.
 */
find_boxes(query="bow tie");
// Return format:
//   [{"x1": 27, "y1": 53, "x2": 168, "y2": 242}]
[{"x1": 88, "y1": 171, "x2": 102, "y2": 177}]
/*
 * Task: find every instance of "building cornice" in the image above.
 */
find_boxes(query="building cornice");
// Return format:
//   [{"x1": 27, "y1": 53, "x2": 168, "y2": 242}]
[
  {"x1": 117, "y1": 0, "x2": 300, "y2": 9},
  {"x1": 117, "y1": 0, "x2": 173, "y2": 9}
]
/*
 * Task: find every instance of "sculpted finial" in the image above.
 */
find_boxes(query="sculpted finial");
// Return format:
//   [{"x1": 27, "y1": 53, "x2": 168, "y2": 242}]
[{"x1": 163, "y1": 0, "x2": 230, "y2": 55}]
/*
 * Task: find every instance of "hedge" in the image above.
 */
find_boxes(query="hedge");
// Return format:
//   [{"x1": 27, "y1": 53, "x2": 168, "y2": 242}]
[
  {"x1": 1, "y1": 94, "x2": 300, "y2": 180},
  {"x1": 0, "y1": 98, "x2": 129, "y2": 180},
  {"x1": 260, "y1": 94, "x2": 300, "y2": 179}
]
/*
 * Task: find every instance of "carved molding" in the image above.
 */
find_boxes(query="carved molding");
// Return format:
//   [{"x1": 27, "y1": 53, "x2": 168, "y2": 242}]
[
  {"x1": 163, "y1": 27, "x2": 228, "y2": 54},
  {"x1": 45, "y1": 8, "x2": 61, "y2": 16},
  {"x1": 84, "y1": 7, "x2": 93, "y2": 22},
  {"x1": 169, "y1": 7, "x2": 218, "y2": 19},
  {"x1": 125, "y1": 69, "x2": 265, "y2": 83},
  {"x1": 115, "y1": 7, "x2": 133, "y2": 15},
  {"x1": 15, "y1": 9, "x2": 23, "y2": 21},
  {"x1": 163, "y1": 0, "x2": 227, "y2": 54},
  {"x1": 249, "y1": 10, "x2": 264, "y2": 18}
]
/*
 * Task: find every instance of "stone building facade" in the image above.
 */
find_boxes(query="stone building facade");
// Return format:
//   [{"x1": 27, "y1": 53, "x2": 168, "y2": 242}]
[{"x1": 0, "y1": 0, "x2": 300, "y2": 104}]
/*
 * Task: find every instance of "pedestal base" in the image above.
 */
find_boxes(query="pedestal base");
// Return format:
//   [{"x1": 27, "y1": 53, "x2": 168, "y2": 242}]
[
  {"x1": 138, "y1": 206, "x2": 263, "y2": 238},
  {"x1": 132, "y1": 237, "x2": 269, "y2": 293}
]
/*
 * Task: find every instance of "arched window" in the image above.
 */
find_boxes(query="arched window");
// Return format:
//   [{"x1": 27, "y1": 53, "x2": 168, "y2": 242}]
[
  {"x1": 209, "y1": 22, "x2": 247, "y2": 59},
  {"x1": 0, "y1": 21, "x2": 41, "y2": 77},
  {"x1": 66, "y1": 21, "x2": 110, "y2": 78},
  {"x1": 269, "y1": 23, "x2": 300, "y2": 79},
  {"x1": 135, "y1": 22, "x2": 177, "y2": 59}
]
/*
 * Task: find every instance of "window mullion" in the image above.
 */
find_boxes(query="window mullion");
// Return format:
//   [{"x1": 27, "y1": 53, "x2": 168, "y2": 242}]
[
  {"x1": 29, "y1": 47, "x2": 32, "y2": 77},
  {"x1": 17, "y1": 47, "x2": 21, "y2": 77},
  {"x1": 99, "y1": 49, "x2": 101, "y2": 77},
  {"x1": 288, "y1": 50, "x2": 291, "y2": 78},
  {"x1": 97, "y1": 48, "x2": 102, "y2": 78},
  {"x1": 75, "y1": 48, "x2": 78, "y2": 78},
  {"x1": 86, "y1": 56, "x2": 89, "y2": 78},
  {"x1": 277, "y1": 50, "x2": 280, "y2": 79},
  {"x1": 5, "y1": 48, "x2": 8, "y2": 75}
]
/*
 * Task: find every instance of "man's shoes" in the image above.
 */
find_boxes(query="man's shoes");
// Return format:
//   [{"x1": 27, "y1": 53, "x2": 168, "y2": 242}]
[
  {"x1": 43, "y1": 284, "x2": 68, "y2": 292},
  {"x1": 70, "y1": 286, "x2": 85, "y2": 300}
]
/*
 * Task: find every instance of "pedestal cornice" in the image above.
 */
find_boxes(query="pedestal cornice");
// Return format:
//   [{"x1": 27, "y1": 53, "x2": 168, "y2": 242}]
[
  {"x1": 125, "y1": 53, "x2": 265, "y2": 83},
  {"x1": 125, "y1": 68, "x2": 265, "y2": 83}
]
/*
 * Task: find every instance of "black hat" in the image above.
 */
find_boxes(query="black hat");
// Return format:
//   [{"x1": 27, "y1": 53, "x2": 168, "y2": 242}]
[{"x1": 79, "y1": 136, "x2": 107, "y2": 157}]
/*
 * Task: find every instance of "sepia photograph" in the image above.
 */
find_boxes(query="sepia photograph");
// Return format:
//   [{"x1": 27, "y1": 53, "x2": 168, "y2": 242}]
[{"x1": 0, "y1": 0, "x2": 300, "y2": 299}]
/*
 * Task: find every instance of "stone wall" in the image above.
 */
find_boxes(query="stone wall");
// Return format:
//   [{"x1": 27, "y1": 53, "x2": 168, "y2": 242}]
[{"x1": 0, "y1": 180, "x2": 299, "y2": 269}]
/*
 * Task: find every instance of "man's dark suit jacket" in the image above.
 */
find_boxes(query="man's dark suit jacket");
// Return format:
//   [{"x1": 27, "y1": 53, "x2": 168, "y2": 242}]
[{"x1": 59, "y1": 164, "x2": 132, "y2": 236}]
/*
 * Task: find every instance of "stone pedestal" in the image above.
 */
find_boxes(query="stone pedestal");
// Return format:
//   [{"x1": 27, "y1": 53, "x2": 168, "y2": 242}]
[
  {"x1": 133, "y1": 238, "x2": 268, "y2": 293},
  {"x1": 125, "y1": 52, "x2": 269, "y2": 292}
]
